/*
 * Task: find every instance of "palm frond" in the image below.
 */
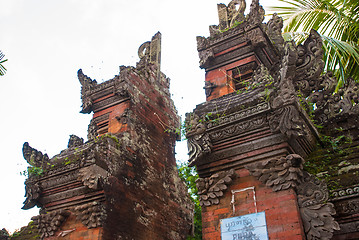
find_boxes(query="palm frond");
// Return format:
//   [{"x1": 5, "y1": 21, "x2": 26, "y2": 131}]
[
  {"x1": 0, "y1": 51, "x2": 7, "y2": 76},
  {"x1": 268, "y1": 0, "x2": 359, "y2": 85}
]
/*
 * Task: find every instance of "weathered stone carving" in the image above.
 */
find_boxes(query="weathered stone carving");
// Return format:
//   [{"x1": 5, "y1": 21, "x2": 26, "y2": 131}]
[
  {"x1": 295, "y1": 30, "x2": 324, "y2": 84},
  {"x1": 67, "y1": 134, "x2": 84, "y2": 148},
  {"x1": 137, "y1": 32, "x2": 161, "y2": 67},
  {"x1": 247, "y1": 154, "x2": 340, "y2": 239},
  {"x1": 251, "y1": 64, "x2": 273, "y2": 87},
  {"x1": 268, "y1": 105, "x2": 305, "y2": 139},
  {"x1": 22, "y1": 179, "x2": 41, "y2": 210},
  {"x1": 115, "y1": 108, "x2": 130, "y2": 124},
  {"x1": 332, "y1": 185, "x2": 359, "y2": 199},
  {"x1": 203, "y1": 81, "x2": 216, "y2": 98},
  {"x1": 268, "y1": 41, "x2": 306, "y2": 139},
  {"x1": 217, "y1": 0, "x2": 246, "y2": 30},
  {"x1": 185, "y1": 114, "x2": 212, "y2": 166},
  {"x1": 32, "y1": 210, "x2": 70, "y2": 239},
  {"x1": 246, "y1": 154, "x2": 304, "y2": 191},
  {"x1": 74, "y1": 201, "x2": 106, "y2": 228},
  {"x1": 0, "y1": 228, "x2": 9, "y2": 240},
  {"x1": 198, "y1": 49, "x2": 214, "y2": 69},
  {"x1": 335, "y1": 199, "x2": 359, "y2": 216},
  {"x1": 78, "y1": 69, "x2": 97, "y2": 114},
  {"x1": 244, "y1": 27, "x2": 266, "y2": 47},
  {"x1": 22, "y1": 142, "x2": 49, "y2": 168},
  {"x1": 246, "y1": 0, "x2": 265, "y2": 27},
  {"x1": 209, "y1": 116, "x2": 266, "y2": 141},
  {"x1": 266, "y1": 13, "x2": 284, "y2": 54},
  {"x1": 196, "y1": 169, "x2": 236, "y2": 207},
  {"x1": 298, "y1": 172, "x2": 340, "y2": 240},
  {"x1": 78, "y1": 164, "x2": 109, "y2": 190},
  {"x1": 87, "y1": 119, "x2": 98, "y2": 141}
]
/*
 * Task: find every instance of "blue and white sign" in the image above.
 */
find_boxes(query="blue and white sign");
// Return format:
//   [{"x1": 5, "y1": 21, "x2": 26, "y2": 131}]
[{"x1": 220, "y1": 212, "x2": 269, "y2": 240}]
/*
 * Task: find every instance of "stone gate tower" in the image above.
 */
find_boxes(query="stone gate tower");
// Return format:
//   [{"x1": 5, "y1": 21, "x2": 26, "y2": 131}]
[
  {"x1": 186, "y1": 0, "x2": 344, "y2": 239},
  {"x1": 21, "y1": 32, "x2": 193, "y2": 240}
]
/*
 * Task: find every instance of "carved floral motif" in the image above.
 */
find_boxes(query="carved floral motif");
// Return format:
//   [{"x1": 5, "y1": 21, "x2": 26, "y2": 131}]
[
  {"x1": 196, "y1": 169, "x2": 236, "y2": 206},
  {"x1": 268, "y1": 105, "x2": 305, "y2": 139},
  {"x1": 246, "y1": 154, "x2": 304, "y2": 191},
  {"x1": 32, "y1": 210, "x2": 70, "y2": 239},
  {"x1": 297, "y1": 172, "x2": 340, "y2": 240}
]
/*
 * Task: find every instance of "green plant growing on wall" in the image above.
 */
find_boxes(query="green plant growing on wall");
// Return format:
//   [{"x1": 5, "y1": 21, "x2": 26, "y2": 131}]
[{"x1": 177, "y1": 161, "x2": 202, "y2": 240}]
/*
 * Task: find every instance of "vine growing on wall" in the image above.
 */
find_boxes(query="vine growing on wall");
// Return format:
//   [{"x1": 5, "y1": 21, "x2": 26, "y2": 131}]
[{"x1": 177, "y1": 162, "x2": 202, "y2": 240}]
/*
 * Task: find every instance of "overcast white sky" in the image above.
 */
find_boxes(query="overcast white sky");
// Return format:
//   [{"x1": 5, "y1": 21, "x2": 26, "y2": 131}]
[{"x1": 0, "y1": 0, "x2": 278, "y2": 232}]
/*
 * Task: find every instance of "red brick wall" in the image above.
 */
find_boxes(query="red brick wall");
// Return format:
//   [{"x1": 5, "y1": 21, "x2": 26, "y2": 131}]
[
  {"x1": 46, "y1": 213, "x2": 102, "y2": 240},
  {"x1": 205, "y1": 56, "x2": 258, "y2": 101},
  {"x1": 201, "y1": 168, "x2": 305, "y2": 240}
]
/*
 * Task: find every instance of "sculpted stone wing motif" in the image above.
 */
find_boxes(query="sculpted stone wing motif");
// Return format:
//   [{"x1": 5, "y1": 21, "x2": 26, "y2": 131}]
[
  {"x1": 22, "y1": 142, "x2": 49, "y2": 168},
  {"x1": 196, "y1": 169, "x2": 236, "y2": 207}
]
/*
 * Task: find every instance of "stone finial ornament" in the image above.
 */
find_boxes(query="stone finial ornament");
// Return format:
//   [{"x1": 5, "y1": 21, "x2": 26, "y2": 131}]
[
  {"x1": 266, "y1": 13, "x2": 285, "y2": 54},
  {"x1": 196, "y1": 169, "x2": 236, "y2": 206},
  {"x1": 67, "y1": 134, "x2": 84, "y2": 148},
  {"x1": 22, "y1": 142, "x2": 49, "y2": 168},
  {"x1": 137, "y1": 32, "x2": 161, "y2": 67},
  {"x1": 78, "y1": 69, "x2": 97, "y2": 114},
  {"x1": 217, "y1": 0, "x2": 246, "y2": 30}
]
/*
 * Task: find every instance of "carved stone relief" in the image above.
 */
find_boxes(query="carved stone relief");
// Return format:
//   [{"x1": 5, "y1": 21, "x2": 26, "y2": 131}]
[
  {"x1": 74, "y1": 201, "x2": 106, "y2": 228},
  {"x1": 217, "y1": 0, "x2": 246, "y2": 30},
  {"x1": 186, "y1": 114, "x2": 212, "y2": 166},
  {"x1": 246, "y1": 154, "x2": 304, "y2": 191},
  {"x1": 297, "y1": 172, "x2": 340, "y2": 240},
  {"x1": 87, "y1": 119, "x2": 98, "y2": 141},
  {"x1": 22, "y1": 142, "x2": 49, "y2": 168},
  {"x1": 198, "y1": 49, "x2": 214, "y2": 69},
  {"x1": 266, "y1": 13, "x2": 284, "y2": 55},
  {"x1": 32, "y1": 210, "x2": 70, "y2": 239},
  {"x1": 22, "y1": 179, "x2": 41, "y2": 210},
  {"x1": 246, "y1": 154, "x2": 340, "y2": 240},
  {"x1": 78, "y1": 69, "x2": 97, "y2": 114},
  {"x1": 67, "y1": 134, "x2": 84, "y2": 148},
  {"x1": 203, "y1": 81, "x2": 216, "y2": 98},
  {"x1": 246, "y1": 0, "x2": 265, "y2": 27},
  {"x1": 196, "y1": 169, "x2": 236, "y2": 207},
  {"x1": 78, "y1": 165, "x2": 109, "y2": 190}
]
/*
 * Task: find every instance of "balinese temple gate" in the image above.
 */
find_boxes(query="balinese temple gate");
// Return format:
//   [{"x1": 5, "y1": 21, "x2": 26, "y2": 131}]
[
  {"x1": 186, "y1": 0, "x2": 359, "y2": 240},
  {"x1": 20, "y1": 33, "x2": 193, "y2": 240}
]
